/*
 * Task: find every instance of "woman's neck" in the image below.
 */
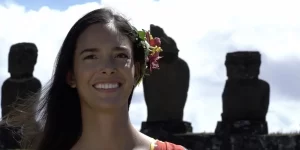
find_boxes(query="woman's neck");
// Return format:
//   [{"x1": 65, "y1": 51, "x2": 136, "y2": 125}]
[{"x1": 73, "y1": 105, "x2": 141, "y2": 150}]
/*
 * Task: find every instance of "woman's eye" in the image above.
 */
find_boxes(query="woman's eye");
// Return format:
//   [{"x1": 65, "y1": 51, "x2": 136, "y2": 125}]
[
  {"x1": 116, "y1": 53, "x2": 129, "y2": 59},
  {"x1": 83, "y1": 55, "x2": 97, "y2": 60}
]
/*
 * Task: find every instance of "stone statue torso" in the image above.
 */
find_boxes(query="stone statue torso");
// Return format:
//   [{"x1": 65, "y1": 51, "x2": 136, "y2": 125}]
[
  {"x1": 221, "y1": 51, "x2": 270, "y2": 122},
  {"x1": 143, "y1": 57, "x2": 189, "y2": 121},
  {"x1": 1, "y1": 77, "x2": 41, "y2": 116},
  {"x1": 1, "y1": 42, "x2": 41, "y2": 117},
  {"x1": 222, "y1": 79, "x2": 270, "y2": 121}
]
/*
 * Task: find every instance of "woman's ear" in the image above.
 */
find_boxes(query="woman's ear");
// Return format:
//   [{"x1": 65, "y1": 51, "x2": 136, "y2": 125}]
[{"x1": 66, "y1": 71, "x2": 76, "y2": 88}]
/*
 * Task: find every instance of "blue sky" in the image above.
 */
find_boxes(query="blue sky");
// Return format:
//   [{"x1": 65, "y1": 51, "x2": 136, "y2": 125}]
[{"x1": 0, "y1": 0, "x2": 98, "y2": 10}]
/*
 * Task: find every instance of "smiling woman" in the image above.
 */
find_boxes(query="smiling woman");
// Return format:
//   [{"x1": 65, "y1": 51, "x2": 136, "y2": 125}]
[
  {"x1": 70, "y1": 23, "x2": 137, "y2": 111},
  {"x1": 1, "y1": 8, "x2": 186, "y2": 150}
]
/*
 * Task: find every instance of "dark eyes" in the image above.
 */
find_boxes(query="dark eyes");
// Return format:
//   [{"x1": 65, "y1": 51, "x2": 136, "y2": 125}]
[
  {"x1": 116, "y1": 53, "x2": 129, "y2": 59},
  {"x1": 83, "y1": 53, "x2": 129, "y2": 60},
  {"x1": 83, "y1": 55, "x2": 97, "y2": 60}
]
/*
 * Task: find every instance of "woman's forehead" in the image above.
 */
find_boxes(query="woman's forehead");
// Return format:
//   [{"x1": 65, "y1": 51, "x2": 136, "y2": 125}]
[{"x1": 76, "y1": 23, "x2": 131, "y2": 50}]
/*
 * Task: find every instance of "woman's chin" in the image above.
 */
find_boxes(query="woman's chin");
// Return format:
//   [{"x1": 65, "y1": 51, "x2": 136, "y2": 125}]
[{"x1": 83, "y1": 97, "x2": 128, "y2": 112}]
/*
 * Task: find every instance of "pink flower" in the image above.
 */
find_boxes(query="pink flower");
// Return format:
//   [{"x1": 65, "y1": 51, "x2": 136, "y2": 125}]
[{"x1": 148, "y1": 51, "x2": 161, "y2": 72}]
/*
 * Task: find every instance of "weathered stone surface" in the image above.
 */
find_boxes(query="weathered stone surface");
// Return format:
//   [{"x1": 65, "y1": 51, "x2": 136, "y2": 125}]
[
  {"x1": 1, "y1": 42, "x2": 41, "y2": 117},
  {"x1": 164, "y1": 133, "x2": 300, "y2": 150},
  {"x1": 222, "y1": 79, "x2": 270, "y2": 122},
  {"x1": 0, "y1": 42, "x2": 41, "y2": 149},
  {"x1": 215, "y1": 120, "x2": 269, "y2": 136},
  {"x1": 225, "y1": 51, "x2": 261, "y2": 79},
  {"x1": 8, "y1": 43, "x2": 38, "y2": 76},
  {"x1": 218, "y1": 51, "x2": 270, "y2": 135},
  {"x1": 141, "y1": 121, "x2": 192, "y2": 137},
  {"x1": 141, "y1": 24, "x2": 191, "y2": 135}
]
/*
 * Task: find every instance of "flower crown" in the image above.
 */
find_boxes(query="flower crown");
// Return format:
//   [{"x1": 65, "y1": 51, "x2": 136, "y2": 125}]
[{"x1": 137, "y1": 29, "x2": 162, "y2": 73}]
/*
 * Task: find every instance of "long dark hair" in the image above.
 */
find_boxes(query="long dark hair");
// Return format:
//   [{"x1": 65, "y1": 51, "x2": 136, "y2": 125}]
[{"x1": 3, "y1": 8, "x2": 146, "y2": 150}]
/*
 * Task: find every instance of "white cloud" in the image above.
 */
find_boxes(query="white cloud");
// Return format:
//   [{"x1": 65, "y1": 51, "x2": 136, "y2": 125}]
[{"x1": 0, "y1": 0, "x2": 300, "y2": 133}]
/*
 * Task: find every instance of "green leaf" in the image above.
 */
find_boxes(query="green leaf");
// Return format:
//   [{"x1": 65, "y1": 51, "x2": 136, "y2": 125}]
[{"x1": 138, "y1": 30, "x2": 146, "y2": 40}]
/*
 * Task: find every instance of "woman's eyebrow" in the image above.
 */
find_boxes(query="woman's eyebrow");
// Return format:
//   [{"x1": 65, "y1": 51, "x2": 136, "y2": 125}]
[
  {"x1": 79, "y1": 48, "x2": 98, "y2": 55},
  {"x1": 113, "y1": 46, "x2": 130, "y2": 52},
  {"x1": 79, "y1": 46, "x2": 130, "y2": 55}
]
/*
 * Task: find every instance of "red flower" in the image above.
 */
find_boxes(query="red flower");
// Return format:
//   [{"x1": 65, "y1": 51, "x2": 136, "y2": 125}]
[{"x1": 146, "y1": 31, "x2": 151, "y2": 43}]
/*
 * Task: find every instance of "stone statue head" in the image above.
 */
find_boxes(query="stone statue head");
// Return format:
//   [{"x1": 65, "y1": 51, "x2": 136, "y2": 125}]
[
  {"x1": 225, "y1": 51, "x2": 261, "y2": 79},
  {"x1": 150, "y1": 24, "x2": 179, "y2": 63},
  {"x1": 8, "y1": 42, "x2": 38, "y2": 76},
  {"x1": 150, "y1": 24, "x2": 179, "y2": 54}
]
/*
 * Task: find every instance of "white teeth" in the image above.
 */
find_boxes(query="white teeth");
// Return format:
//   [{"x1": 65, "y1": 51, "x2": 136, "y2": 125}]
[{"x1": 94, "y1": 83, "x2": 119, "y2": 89}]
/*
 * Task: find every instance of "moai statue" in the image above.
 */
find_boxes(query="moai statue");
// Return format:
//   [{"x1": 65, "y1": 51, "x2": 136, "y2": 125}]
[
  {"x1": 215, "y1": 51, "x2": 270, "y2": 136},
  {"x1": 141, "y1": 24, "x2": 192, "y2": 138},
  {"x1": 1, "y1": 42, "x2": 41, "y2": 117}
]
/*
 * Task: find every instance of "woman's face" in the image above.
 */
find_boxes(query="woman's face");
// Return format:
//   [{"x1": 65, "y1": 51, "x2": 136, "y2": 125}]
[{"x1": 70, "y1": 22, "x2": 137, "y2": 110}]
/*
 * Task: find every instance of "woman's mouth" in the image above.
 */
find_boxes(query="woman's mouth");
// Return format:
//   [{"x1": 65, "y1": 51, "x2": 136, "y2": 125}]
[{"x1": 93, "y1": 82, "x2": 122, "y2": 90}]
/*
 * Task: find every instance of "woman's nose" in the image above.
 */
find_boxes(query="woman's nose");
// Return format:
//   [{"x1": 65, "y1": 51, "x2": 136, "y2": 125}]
[
  {"x1": 100, "y1": 58, "x2": 116, "y2": 75},
  {"x1": 101, "y1": 68, "x2": 115, "y2": 75}
]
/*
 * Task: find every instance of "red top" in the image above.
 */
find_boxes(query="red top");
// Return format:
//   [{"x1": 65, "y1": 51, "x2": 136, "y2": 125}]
[{"x1": 151, "y1": 140, "x2": 187, "y2": 150}]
